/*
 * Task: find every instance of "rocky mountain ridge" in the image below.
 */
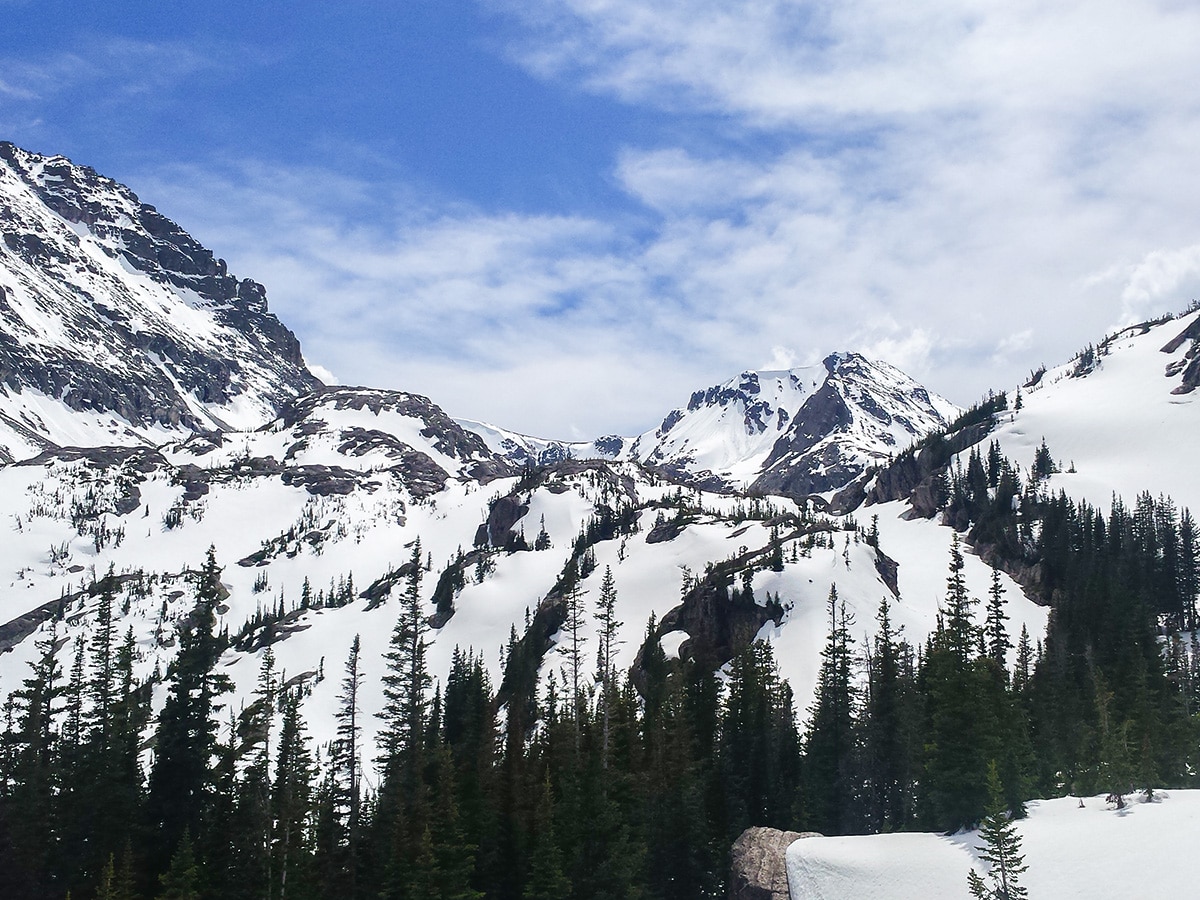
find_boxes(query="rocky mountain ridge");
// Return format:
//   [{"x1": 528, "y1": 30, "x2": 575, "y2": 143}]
[
  {"x1": 464, "y1": 355, "x2": 958, "y2": 498},
  {"x1": 9, "y1": 141, "x2": 1194, "y2": 778},
  {"x1": 0, "y1": 142, "x2": 320, "y2": 462}
]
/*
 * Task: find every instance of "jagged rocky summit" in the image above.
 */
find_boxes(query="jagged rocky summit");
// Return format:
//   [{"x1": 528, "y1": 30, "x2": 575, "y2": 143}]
[
  {"x1": 0, "y1": 142, "x2": 321, "y2": 462},
  {"x1": 465, "y1": 354, "x2": 959, "y2": 501}
]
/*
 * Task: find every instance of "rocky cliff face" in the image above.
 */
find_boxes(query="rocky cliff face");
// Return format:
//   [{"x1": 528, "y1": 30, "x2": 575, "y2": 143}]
[
  {"x1": 730, "y1": 827, "x2": 819, "y2": 900},
  {"x1": 752, "y1": 353, "x2": 958, "y2": 499},
  {"x1": 464, "y1": 360, "x2": 957, "y2": 500},
  {"x1": 0, "y1": 142, "x2": 321, "y2": 461}
]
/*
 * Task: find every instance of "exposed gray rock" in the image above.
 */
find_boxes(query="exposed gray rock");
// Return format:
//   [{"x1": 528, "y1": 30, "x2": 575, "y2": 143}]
[
  {"x1": 729, "y1": 827, "x2": 820, "y2": 900},
  {"x1": 474, "y1": 494, "x2": 530, "y2": 550},
  {"x1": 645, "y1": 514, "x2": 687, "y2": 544},
  {"x1": 0, "y1": 142, "x2": 322, "y2": 445},
  {"x1": 277, "y1": 386, "x2": 514, "y2": 484},
  {"x1": 1161, "y1": 314, "x2": 1200, "y2": 394},
  {"x1": 752, "y1": 353, "x2": 955, "y2": 501}
]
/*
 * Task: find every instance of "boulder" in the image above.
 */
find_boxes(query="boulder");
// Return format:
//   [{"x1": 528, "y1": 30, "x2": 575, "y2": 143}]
[{"x1": 730, "y1": 827, "x2": 820, "y2": 900}]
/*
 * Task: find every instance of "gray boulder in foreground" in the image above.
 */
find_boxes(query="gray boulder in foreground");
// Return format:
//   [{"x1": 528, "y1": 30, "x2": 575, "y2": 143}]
[{"x1": 730, "y1": 827, "x2": 821, "y2": 900}]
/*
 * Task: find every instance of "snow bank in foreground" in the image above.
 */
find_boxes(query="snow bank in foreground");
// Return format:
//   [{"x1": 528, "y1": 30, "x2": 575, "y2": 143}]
[{"x1": 787, "y1": 790, "x2": 1200, "y2": 899}]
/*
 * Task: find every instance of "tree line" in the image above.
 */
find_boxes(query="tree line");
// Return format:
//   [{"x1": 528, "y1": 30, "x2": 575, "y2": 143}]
[{"x1": 2, "y1": 436, "x2": 1198, "y2": 898}]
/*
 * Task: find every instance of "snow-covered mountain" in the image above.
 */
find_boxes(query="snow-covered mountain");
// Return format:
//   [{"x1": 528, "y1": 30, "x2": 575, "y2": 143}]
[
  {"x1": 0, "y1": 142, "x2": 320, "y2": 462},
  {"x1": 980, "y1": 308, "x2": 1200, "y2": 514},
  {"x1": 457, "y1": 418, "x2": 628, "y2": 467},
  {"x1": 625, "y1": 366, "x2": 824, "y2": 490},
  {"x1": 752, "y1": 353, "x2": 960, "y2": 498},
  {"x1": 0, "y1": 140, "x2": 1193, "y2": 783},
  {"x1": 464, "y1": 356, "x2": 959, "y2": 498}
]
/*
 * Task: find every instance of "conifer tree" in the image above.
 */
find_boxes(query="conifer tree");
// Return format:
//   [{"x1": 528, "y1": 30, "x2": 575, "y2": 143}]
[
  {"x1": 861, "y1": 597, "x2": 920, "y2": 832},
  {"x1": 2, "y1": 624, "x2": 65, "y2": 898},
  {"x1": 803, "y1": 586, "x2": 856, "y2": 835},
  {"x1": 721, "y1": 641, "x2": 800, "y2": 839},
  {"x1": 272, "y1": 692, "x2": 316, "y2": 900},
  {"x1": 426, "y1": 742, "x2": 482, "y2": 900},
  {"x1": 595, "y1": 566, "x2": 622, "y2": 771},
  {"x1": 376, "y1": 539, "x2": 433, "y2": 895},
  {"x1": 966, "y1": 762, "x2": 1028, "y2": 900},
  {"x1": 944, "y1": 535, "x2": 979, "y2": 666},
  {"x1": 379, "y1": 538, "x2": 431, "y2": 776},
  {"x1": 158, "y1": 831, "x2": 200, "y2": 900},
  {"x1": 526, "y1": 772, "x2": 570, "y2": 900},
  {"x1": 923, "y1": 540, "x2": 1007, "y2": 831},
  {"x1": 147, "y1": 547, "x2": 232, "y2": 868},
  {"x1": 985, "y1": 567, "x2": 1011, "y2": 670},
  {"x1": 1013, "y1": 626, "x2": 1033, "y2": 695},
  {"x1": 559, "y1": 573, "x2": 589, "y2": 742},
  {"x1": 325, "y1": 635, "x2": 363, "y2": 897},
  {"x1": 89, "y1": 567, "x2": 119, "y2": 743}
]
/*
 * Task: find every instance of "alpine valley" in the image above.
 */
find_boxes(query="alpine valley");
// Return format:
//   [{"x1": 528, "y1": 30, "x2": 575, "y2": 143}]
[{"x1": 1, "y1": 143, "x2": 1198, "y2": 900}]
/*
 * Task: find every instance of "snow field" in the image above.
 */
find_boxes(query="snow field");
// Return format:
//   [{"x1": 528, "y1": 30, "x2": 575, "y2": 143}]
[
  {"x1": 787, "y1": 790, "x2": 1200, "y2": 899},
  {"x1": 987, "y1": 309, "x2": 1200, "y2": 514}
]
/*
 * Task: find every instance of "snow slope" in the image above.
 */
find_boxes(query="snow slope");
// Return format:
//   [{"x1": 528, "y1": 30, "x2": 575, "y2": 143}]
[
  {"x1": 787, "y1": 790, "x2": 1200, "y2": 899},
  {"x1": 462, "y1": 357, "x2": 959, "y2": 499},
  {"x1": 0, "y1": 429, "x2": 1042, "y2": 760},
  {"x1": 0, "y1": 142, "x2": 319, "y2": 462},
  {"x1": 987, "y1": 310, "x2": 1200, "y2": 513}
]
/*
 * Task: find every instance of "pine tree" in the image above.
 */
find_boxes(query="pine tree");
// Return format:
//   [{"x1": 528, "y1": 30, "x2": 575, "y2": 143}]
[
  {"x1": 1033, "y1": 439, "x2": 1055, "y2": 479},
  {"x1": 89, "y1": 567, "x2": 119, "y2": 747},
  {"x1": 923, "y1": 539, "x2": 1008, "y2": 831},
  {"x1": 1179, "y1": 508, "x2": 1199, "y2": 631},
  {"x1": 861, "y1": 597, "x2": 920, "y2": 833},
  {"x1": 2, "y1": 624, "x2": 65, "y2": 898},
  {"x1": 985, "y1": 567, "x2": 1011, "y2": 670},
  {"x1": 147, "y1": 547, "x2": 233, "y2": 868},
  {"x1": 525, "y1": 773, "x2": 570, "y2": 900},
  {"x1": 271, "y1": 692, "x2": 316, "y2": 900},
  {"x1": 966, "y1": 762, "x2": 1028, "y2": 900},
  {"x1": 158, "y1": 831, "x2": 200, "y2": 900},
  {"x1": 721, "y1": 641, "x2": 801, "y2": 839},
  {"x1": 376, "y1": 539, "x2": 433, "y2": 895},
  {"x1": 803, "y1": 585, "x2": 856, "y2": 834},
  {"x1": 769, "y1": 525, "x2": 784, "y2": 572},
  {"x1": 595, "y1": 566, "x2": 623, "y2": 771},
  {"x1": 426, "y1": 742, "x2": 482, "y2": 900},
  {"x1": 326, "y1": 635, "x2": 363, "y2": 897},
  {"x1": 379, "y1": 538, "x2": 431, "y2": 775},
  {"x1": 1013, "y1": 626, "x2": 1033, "y2": 694},
  {"x1": 559, "y1": 574, "x2": 589, "y2": 744},
  {"x1": 944, "y1": 535, "x2": 979, "y2": 666}
]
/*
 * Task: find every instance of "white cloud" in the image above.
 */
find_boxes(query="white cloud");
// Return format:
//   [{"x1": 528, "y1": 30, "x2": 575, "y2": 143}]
[
  {"x1": 764, "y1": 345, "x2": 799, "y2": 370},
  {"x1": 1118, "y1": 244, "x2": 1200, "y2": 324},
  {"x1": 0, "y1": 38, "x2": 230, "y2": 104},
  {"x1": 499, "y1": 1, "x2": 1200, "y2": 128},
  {"x1": 306, "y1": 362, "x2": 339, "y2": 386},
  {"x1": 108, "y1": 2, "x2": 1200, "y2": 434}
]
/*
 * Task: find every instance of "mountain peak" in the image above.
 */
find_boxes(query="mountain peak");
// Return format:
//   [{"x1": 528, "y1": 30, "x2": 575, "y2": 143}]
[{"x1": 0, "y1": 142, "x2": 321, "y2": 462}]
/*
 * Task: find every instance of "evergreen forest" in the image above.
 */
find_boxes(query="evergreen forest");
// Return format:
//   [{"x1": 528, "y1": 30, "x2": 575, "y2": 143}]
[{"x1": 2, "y1": 417, "x2": 1199, "y2": 900}]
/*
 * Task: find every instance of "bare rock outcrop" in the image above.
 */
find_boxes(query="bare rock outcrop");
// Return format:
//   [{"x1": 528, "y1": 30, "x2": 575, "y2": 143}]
[{"x1": 730, "y1": 827, "x2": 820, "y2": 900}]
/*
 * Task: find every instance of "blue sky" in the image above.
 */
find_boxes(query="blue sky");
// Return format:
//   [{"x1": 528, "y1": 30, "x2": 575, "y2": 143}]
[{"x1": 4, "y1": 1, "x2": 1200, "y2": 437}]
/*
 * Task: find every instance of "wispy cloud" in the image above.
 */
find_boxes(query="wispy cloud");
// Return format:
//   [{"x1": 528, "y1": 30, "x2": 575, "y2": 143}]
[
  {"x1": 498, "y1": 1, "x2": 1200, "y2": 127},
  {"x1": 1118, "y1": 244, "x2": 1200, "y2": 323},
  {"x1": 0, "y1": 37, "x2": 229, "y2": 102},
  {"x1": 480, "y1": 0, "x2": 1200, "y2": 414},
  {"x1": 76, "y1": 1, "x2": 1200, "y2": 437}
]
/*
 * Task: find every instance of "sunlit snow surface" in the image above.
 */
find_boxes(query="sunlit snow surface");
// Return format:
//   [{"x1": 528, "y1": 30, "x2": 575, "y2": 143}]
[
  {"x1": 0, "y1": 310, "x2": 1194, "y2": 767},
  {"x1": 465, "y1": 358, "x2": 959, "y2": 492},
  {"x1": 787, "y1": 790, "x2": 1200, "y2": 899},
  {"x1": 987, "y1": 309, "x2": 1200, "y2": 514},
  {"x1": 0, "y1": 144, "x2": 313, "y2": 460}
]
